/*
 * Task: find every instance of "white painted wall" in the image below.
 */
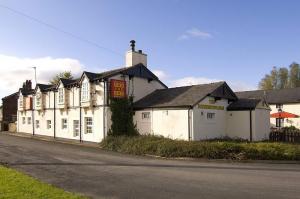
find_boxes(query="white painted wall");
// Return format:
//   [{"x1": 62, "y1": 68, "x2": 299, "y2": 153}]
[
  {"x1": 134, "y1": 109, "x2": 189, "y2": 140},
  {"x1": 192, "y1": 97, "x2": 228, "y2": 140},
  {"x1": 253, "y1": 109, "x2": 270, "y2": 140},
  {"x1": 226, "y1": 111, "x2": 251, "y2": 140}
]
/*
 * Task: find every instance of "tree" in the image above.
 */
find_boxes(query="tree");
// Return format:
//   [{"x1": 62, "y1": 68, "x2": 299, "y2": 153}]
[
  {"x1": 289, "y1": 62, "x2": 300, "y2": 88},
  {"x1": 258, "y1": 62, "x2": 300, "y2": 90},
  {"x1": 109, "y1": 97, "x2": 138, "y2": 136},
  {"x1": 49, "y1": 71, "x2": 73, "y2": 85},
  {"x1": 278, "y1": 67, "x2": 289, "y2": 89}
]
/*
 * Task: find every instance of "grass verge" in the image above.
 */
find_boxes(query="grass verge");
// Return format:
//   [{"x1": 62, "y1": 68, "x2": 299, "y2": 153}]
[
  {"x1": 0, "y1": 165, "x2": 88, "y2": 199},
  {"x1": 101, "y1": 135, "x2": 300, "y2": 161}
]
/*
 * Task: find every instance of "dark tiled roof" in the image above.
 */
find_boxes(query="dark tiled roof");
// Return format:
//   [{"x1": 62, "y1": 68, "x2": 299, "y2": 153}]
[
  {"x1": 2, "y1": 92, "x2": 18, "y2": 100},
  {"x1": 36, "y1": 84, "x2": 54, "y2": 92},
  {"x1": 227, "y1": 98, "x2": 261, "y2": 111},
  {"x1": 134, "y1": 81, "x2": 236, "y2": 109},
  {"x1": 83, "y1": 64, "x2": 167, "y2": 88},
  {"x1": 60, "y1": 78, "x2": 79, "y2": 87},
  {"x1": 236, "y1": 87, "x2": 300, "y2": 104}
]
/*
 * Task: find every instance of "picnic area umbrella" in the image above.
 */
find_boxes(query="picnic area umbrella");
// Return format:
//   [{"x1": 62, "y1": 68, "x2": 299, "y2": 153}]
[{"x1": 270, "y1": 111, "x2": 299, "y2": 118}]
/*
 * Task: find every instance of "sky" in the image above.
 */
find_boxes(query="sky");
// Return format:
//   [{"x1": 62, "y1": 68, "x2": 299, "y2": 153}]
[{"x1": 1, "y1": 0, "x2": 300, "y2": 98}]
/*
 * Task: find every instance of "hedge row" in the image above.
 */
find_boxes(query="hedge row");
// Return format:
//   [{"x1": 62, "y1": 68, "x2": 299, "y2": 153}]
[{"x1": 100, "y1": 135, "x2": 300, "y2": 160}]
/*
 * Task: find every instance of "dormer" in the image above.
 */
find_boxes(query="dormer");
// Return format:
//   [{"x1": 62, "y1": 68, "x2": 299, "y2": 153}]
[
  {"x1": 80, "y1": 73, "x2": 92, "y2": 108},
  {"x1": 18, "y1": 91, "x2": 25, "y2": 111},
  {"x1": 57, "y1": 80, "x2": 67, "y2": 109}
]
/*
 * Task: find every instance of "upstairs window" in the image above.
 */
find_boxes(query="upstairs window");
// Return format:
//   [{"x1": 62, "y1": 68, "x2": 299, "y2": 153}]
[
  {"x1": 36, "y1": 93, "x2": 41, "y2": 107},
  {"x1": 58, "y1": 88, "x2": 64, "y2": 104},
  {"x1": 276, "y1": 104, "x2": 283, "y2": 109},
  {"x1": 81, "y1": 82, "x2": 89, "y2": 101},
  {"x1": 19, "y1": 96, "x2": 23, "y2": 107}
]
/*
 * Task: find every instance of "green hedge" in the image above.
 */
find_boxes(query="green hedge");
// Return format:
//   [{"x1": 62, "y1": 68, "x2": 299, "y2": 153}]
[{"x1": 100, "y1": 135, "x2": 300, "y2": 160}]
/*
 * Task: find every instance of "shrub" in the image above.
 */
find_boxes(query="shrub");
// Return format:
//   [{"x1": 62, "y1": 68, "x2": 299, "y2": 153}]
[{"x1": 101, "y1": 135, "x2": 300, "y2": 161}]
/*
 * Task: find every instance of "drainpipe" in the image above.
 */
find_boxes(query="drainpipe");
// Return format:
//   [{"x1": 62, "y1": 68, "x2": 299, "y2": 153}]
[
  {"x1": 53, "y1": 91, "x2": 56, "y2": 139},
  {"x1": 32, "y1": 97, "x2": 35, "y2": 136},
  {"x1": 79, "y1": 86, "x2": 82, "y2": 142},
  {"x1": 188, "y1": 107, "x2": 192, "y2": 141},
  {"x1": 103, "y1": 80, "x2": 106, "y2": 139},
  {"x1": 249, "y1": 109, "x2": 253, "y2": 142}
]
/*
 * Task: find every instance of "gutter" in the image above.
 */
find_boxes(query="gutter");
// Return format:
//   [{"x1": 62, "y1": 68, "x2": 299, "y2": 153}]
[
  {"x1": 249, "y1": 109, "x2": 253, "y2": 142},
  {"x1": 79, "y1": 86, "x2": 82, "y2": 142},
  {"x1": 32, "y1": 97, "x2": 35, "y2": 136},
  {"x1": 103, "y1": 80, "x2": 106, "y2": 139},
  {"x1": 188, "y1": 106, "x2": 192, "y2": 141}
]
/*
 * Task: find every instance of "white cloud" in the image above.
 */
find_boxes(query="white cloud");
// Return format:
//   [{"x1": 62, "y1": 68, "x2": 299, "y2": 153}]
[
  {"x1": 178, "y1": 28, "x2": 213, "y2": 40},
  {"x1": 153, "y1": 70, "x2": 167, "y2": 80},
  {"x1": 0, "y1": 54, "x2": 85, "y2": 98},
  {"x1": 169, "y1": 76, "x2": 256, "y2": 91}
]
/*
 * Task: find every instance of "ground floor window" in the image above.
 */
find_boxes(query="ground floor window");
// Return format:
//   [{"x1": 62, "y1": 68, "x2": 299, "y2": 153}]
[
  {"x1": 62, "y1": 118, "x2": 67, "y2": 129},
  {"x1": 73, "y1": 120, "x2": 79, "y2": 137},
  {"x1": 84, "y1": 117, "x2": 93, "y2": 134},
  {"x1": 47, "y1": 120, "x2": 51, "y2": 129},
  {"x1": 27, "y1": 117, "x2": 31, "y2": 125},
  {"x1": 142, "y1": 112, "x2": 150, "y2": 119},
  {"x1": 22, "y1": 117, "x2": 25, "y2": 124},
  {"x1": 207, "y1": 112, "x2": 216, "y2": 120},
  {"x1": 36, "y1": 120, "x2": 40, "y2": 129},
  {"x1": 276, "y1": 118, "x2": 284, "y2": 127}
]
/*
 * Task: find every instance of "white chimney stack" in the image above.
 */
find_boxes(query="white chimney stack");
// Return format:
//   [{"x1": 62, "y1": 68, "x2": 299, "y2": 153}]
[{"x1": 125, "y1": 40, "x2": 147, "y2": 67}]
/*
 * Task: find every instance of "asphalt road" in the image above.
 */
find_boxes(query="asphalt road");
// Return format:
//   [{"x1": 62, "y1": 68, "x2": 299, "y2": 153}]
[{"x1": 0, "y1": 133, "x2": 299, "y2": 199}]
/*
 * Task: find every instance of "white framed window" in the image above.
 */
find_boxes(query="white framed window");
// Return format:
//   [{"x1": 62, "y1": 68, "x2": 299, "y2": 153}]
[
  {"x1": 27, "y1": 117, "x2": 31, "y2": 124},
  {"x1": 73, "y1": 120, "x2": 79, "y2": 136},
  {"x1": 22, "y1": 117, "x2": 26, "y2": 124},
  {"x1": 61, "y1": 118, "x2": 67, "y2": 129},
  {"x1": 84, "y1": 117, "x2": 93, "y2": 134},
  {"x1": 47, "y1": 120, "x2": 51, "y2": 129},
  {"x1": 36, "y1": 93, "x2": 41, "y2": 107},
  {"x1": 81, "y1": 82, "x2": 89, "y2": 101},
  {"x1": 276, "y1": 104, "x2": 283, "y2": 109},
  {"x1": 142, "y1": 112, "x2": 150, "y2": 119},
  {"x1": 19, "y1": 96, "x2": 23, "y2": 107},
  {"x1": 58, "y1": 88, "x2": 64, "y2": 104},
  {"x1": 207, "y1": 112, "x2": 216, "y2": 120},
  {"x1": 36, "y1": 120, "x2": 40, "y2": 129}
]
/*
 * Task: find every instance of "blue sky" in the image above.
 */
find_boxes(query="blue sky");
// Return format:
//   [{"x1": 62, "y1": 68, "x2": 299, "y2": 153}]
[{"x1": 1, "y1": 0, "x2": 300, "y2": 97}]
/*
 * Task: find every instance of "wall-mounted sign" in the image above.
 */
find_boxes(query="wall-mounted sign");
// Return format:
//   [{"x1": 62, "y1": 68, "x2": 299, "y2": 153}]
[
  {"x1": 198, "y1": 104, "x2": 224, "y2": 110},
  {"x1": 110, "y1": 79, "x2": 126, "y2": 98}
]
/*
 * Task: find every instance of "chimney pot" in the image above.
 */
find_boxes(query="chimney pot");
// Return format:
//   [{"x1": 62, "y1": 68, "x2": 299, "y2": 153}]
[{"x1": 130, "y1": 40, "x2": 136, "y2": 51}]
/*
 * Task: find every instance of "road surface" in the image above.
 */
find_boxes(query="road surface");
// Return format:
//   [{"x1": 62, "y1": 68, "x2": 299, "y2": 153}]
[{"x1": 0, "y1": 133, "x2": 299, "y2": 199}]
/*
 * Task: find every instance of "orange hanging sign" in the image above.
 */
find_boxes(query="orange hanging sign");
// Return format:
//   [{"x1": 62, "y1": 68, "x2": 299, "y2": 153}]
[{"x1": 110, "y1": 79, "x2": 126, "y2": 98}]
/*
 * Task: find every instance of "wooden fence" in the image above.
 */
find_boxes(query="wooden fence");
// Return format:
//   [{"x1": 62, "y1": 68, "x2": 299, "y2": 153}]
[{"x1": 269, "y1": 130, "x2": 300, "y2": 143}]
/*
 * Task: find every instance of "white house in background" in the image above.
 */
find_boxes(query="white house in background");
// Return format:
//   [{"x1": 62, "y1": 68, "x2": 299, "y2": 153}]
[
  {"x1": 236, "y1": 88, "x2": 300, "y2": 129},
  {"x1": 133, "y1": 82, "x2": 270, "y2": 141},
  {"x1": 17, "y1": 41, "x2": 271, "y2": 142}
]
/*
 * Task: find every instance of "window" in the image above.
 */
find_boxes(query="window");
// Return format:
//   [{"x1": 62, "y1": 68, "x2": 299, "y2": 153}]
[
  {"x1": 81, "y1": 82, "x2": 89, "y2": 101},
  {"x1": 22, "y1": 117, "x2": 25, "y2": 124},
  {"x1": 36, "y1": 93, "x2": 41, "y2": 107},
  {"x1": 47, "y1": 120, "x2": 51, "y2": 129},
  {"x1": 73, "y1": 120, "x2": 79, "y2": 136},
  {"x1": 27, "y1": 117, "x2": 31, "y2": 124},
  {"x1": 84, "y1": 117, "x2": 93, "y2": 134},
  {"x1": 19, "y1": 96, "x2": 23, "y2": 107},
  {"x1": 276, "y1": 118, "x2": 284, "y2": 127},
  {"x1": 62, "y1": 118, "x2": 67, "y2": 129},
  {"x1": 142, "y1": 112, "x2": 150, "y2": 119},
  {"x1": 36, "y1": 120, "x2": 40, "y2": 129},
  {"x1": 58, "y1": 88, "x2": 64, "y2": 104},
  {"x1": 207, "y1": 112, "x2": 216, "y2": 120},
  {"x1": 276, "y1": 104, "x2": 283, "y2": 109}
]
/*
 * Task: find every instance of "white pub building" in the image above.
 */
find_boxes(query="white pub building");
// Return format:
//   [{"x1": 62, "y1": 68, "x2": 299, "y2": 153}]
[{"x1": 17, "y1": 41, "x2": 271, "y2": 142}]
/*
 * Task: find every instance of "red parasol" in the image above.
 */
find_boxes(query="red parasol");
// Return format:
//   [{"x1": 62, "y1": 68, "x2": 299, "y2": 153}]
[{"x1": 270, "y1": 111, "x2": 299, "y2": 118}]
